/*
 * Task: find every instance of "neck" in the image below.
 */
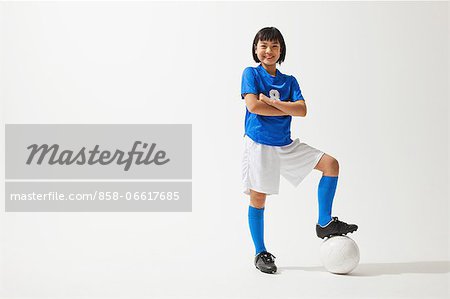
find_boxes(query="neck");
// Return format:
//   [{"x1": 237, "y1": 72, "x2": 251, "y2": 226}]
[{"x1": 261, "y1": 63, "x2": 277, "y2": 76}]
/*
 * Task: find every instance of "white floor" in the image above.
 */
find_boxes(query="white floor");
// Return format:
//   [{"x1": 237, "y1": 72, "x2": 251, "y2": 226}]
[
  {"x1": 2, "y1": 249, "x2": 449, "y2": 298},
  {"x1": 1, "y1": 197, "x2": 449, "y2": 299}
]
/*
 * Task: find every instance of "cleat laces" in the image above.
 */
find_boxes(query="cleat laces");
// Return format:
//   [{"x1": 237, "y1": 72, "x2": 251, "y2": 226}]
[{"x1": 260, "y1": 252, "x2": 276, "y2": 264}]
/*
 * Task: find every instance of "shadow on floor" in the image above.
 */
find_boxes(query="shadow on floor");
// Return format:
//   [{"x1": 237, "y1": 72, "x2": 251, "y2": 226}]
[{"x1": 278, "y1": 261, "x2": 450, "y2": 276}]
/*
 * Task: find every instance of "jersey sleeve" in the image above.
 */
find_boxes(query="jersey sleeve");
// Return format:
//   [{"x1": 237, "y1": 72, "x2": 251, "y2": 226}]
[
  {"x1": 241, "y1": 67, "x2": 258, "y2": 99},
  {"x1": 291, "y1": 76, "x2": 304, "y2": 102}
]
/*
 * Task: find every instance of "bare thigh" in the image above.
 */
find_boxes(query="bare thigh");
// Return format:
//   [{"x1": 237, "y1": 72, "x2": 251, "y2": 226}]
[{"x1": 249, "y1": 189, "x2": 266, "y2": 209}]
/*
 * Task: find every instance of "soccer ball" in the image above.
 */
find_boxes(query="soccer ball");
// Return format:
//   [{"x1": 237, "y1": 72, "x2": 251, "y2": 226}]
[{"x1": 320, "y1": 235, "x2": 360, "y2": 274}]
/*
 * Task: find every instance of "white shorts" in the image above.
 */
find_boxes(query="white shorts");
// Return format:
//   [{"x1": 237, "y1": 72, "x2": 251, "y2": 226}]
[{"x1": 242, "y1": 135, "x2": 325, "y2": 195}]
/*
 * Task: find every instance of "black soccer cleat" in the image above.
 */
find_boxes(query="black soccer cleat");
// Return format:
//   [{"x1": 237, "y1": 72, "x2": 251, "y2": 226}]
[
  {"x1": 254, "y1": 251, "x2": 277, "y2": 274},
  {"x1": 316, "y1": 216, "x2": 358, "y2": 239}
]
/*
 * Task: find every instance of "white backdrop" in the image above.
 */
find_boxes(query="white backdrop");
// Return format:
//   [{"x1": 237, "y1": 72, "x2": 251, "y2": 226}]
[{"x1": 1, "y1": 2, "x2": 448, "y2": 298}]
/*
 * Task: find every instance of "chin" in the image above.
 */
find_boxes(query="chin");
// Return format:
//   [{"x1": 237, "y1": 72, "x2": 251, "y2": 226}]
[{"x1": 263, "y1": 61, "x2": 276, "y2": 66}]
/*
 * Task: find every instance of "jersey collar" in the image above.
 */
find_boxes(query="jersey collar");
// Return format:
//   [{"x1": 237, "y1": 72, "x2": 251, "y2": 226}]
[{"x1": 258, "y1": 64, "x2": 281, "y2": 78}]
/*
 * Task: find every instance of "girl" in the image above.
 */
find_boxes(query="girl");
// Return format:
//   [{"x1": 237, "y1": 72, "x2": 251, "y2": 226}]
[{"x1": 241, "y1": 27, "x2": 358, "y2": 274}]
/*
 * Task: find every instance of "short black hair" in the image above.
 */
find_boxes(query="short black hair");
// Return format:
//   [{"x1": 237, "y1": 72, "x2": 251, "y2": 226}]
[{"x1": 252, "y1": 27, "x2": 286, "y2": 65}]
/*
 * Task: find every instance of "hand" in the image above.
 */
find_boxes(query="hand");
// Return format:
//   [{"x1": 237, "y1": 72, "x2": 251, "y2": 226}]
[{"x1": 259, "y1": 93, "x2": 275, "y2": 106}]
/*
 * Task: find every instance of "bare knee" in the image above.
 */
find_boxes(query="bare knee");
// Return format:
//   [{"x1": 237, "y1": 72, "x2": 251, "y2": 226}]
[
  {"x1": 315, "y1": 154, "x2": 339, "y2": 176},
  {"x1": 330, "y1": 158, "x2": 339, "y2": 175},
  {"x1": 249, "y1": 189, "x2": 266, "y2": 208}
]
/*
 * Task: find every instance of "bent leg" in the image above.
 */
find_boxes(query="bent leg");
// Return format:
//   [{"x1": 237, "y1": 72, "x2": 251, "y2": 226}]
[
  {"x1": 314, "y1": 154, "x2": 340, "y2": 226},
  {"x1": 314, "y1": 153, "x2": 339, "y2": 176}
]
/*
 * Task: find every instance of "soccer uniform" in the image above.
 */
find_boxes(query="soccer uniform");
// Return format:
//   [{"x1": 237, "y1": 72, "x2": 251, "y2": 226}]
[{"x1": 241, "y1": 64, "x2": 325, "y2": 195}]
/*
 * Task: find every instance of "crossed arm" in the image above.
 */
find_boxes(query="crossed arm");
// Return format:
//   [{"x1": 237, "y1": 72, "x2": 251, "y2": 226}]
[{"x1": 244, "y1": 93, "x2": 307, "y2": 117}]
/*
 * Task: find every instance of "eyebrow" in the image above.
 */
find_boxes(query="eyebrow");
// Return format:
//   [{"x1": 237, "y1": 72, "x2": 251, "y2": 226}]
[{"x1": 260, "y1": 41, "x2": 280, "y2": 45}]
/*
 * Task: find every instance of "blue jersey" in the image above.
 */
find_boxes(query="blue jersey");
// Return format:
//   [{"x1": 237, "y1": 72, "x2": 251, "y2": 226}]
[{"x1": 241, "y1": 64, "x2": 304, "y2": 146}]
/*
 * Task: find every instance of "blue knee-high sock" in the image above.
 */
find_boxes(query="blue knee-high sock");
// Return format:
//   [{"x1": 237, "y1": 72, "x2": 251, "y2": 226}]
[
  {"x1": 248, "y1": 206, "x2": 266, "y2": 255},
  {"x1": 317, "y1": 176, "x2": 339, "y2": 226}
]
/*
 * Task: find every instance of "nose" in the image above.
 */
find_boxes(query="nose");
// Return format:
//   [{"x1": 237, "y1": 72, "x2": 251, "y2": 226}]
[{"x1": 265, "y1": 47, "x2": 272, "y2": 53}]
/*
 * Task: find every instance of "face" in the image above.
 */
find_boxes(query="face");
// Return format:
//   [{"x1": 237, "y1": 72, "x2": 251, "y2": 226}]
[{"x1": 255, "y1": 39, "x2": 281, "y2": 66}]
